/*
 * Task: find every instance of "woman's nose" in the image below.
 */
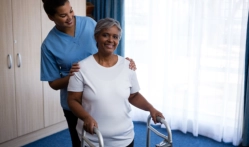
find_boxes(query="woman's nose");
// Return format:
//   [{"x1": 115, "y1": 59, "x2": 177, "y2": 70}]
[
  {"x1": 67, "y1": 14, "x2": 74, "y2": 20},
  {"x1": 108, "y1": 36, "x2": 114, "y2": 42}
]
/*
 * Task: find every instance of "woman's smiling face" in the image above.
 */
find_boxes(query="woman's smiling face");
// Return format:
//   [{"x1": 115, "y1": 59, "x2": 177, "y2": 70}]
[
  {"x1": 95, "y1": 25, "x2": 120, "y2": 55},
  {"x1": 49, "y1": 1, "x2": 75, "y2": 30}
]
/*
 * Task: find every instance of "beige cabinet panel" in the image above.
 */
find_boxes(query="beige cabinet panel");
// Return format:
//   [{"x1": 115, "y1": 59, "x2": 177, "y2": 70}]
[
  {"x1": 0, "y1": 0, "x2": 17, "y2": 143},
  {"x1": 71, "y1": 0, "x2": 86, "y2": 16},
  {"x1": 12, "y1": 0, "x2": 44, "y2": 136},
  {"x1": 43, "y1": 82, "x2": 65, "y2": 127}
]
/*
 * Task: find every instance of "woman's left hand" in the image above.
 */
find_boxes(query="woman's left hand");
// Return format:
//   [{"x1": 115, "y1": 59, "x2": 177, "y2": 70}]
[
  {"x1": 149, "y1": 108, "x2": 165, "y2": 124},
  {"x1": 126, "y1": 57, "x2": 137, "y2": 71}
]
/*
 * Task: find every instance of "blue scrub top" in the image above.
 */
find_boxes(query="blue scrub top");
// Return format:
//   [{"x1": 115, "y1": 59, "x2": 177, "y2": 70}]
[{"x1": 40, "y1": 16, "x2": 97, "y2": 110}]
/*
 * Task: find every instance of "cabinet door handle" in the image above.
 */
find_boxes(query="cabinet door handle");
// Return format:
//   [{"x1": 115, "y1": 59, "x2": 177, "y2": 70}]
[
  {"x1": 7, "y1": 54, "x2": 12, "y2": 69},
  {"x1": 17, "y1": 53, "x2": 22, "y2": 68}
]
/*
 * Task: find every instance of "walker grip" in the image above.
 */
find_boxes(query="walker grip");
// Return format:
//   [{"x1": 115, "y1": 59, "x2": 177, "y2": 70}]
[
  {"x1": 146, "y1": 115, "x2": 173, "y2": 147},
  {"x1": 81, "y1": 127, "x2": 104, "y2": 147}
]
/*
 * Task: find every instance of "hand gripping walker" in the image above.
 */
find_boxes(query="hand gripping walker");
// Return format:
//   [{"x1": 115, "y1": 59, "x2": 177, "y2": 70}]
[
  {"x1": 146, "y1": 115, "x2": 173, "y2": 147},
  {"x1": 81, "y1": 127, "x2": 104, "y2": 147}
]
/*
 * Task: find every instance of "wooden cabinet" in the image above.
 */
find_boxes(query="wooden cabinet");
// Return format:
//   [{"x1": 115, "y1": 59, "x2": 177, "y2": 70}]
[
  {"x1": 0, "y1": 0, "x2": 43, "y2": 142},
  {"x1": 0, "y1": 0, "x2": 86, "y2": 146},
  {"x1": 0, "y1": 0, "x2": 17, "y2": 143},
  {"x1": 71, "y1": 0, "x2": 86, "y2": 15},
  {"x1": 12, "y1": 0, "x2": 44, "y2": 136}
]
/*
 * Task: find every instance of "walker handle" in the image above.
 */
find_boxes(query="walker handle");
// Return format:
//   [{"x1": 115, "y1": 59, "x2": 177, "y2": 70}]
[
  {"x1": 81, "y1": 127, "x2": 104, "y2": 147},
  {"x1": 156, "y1": 116, "x2": 172, "y2": 143},
  {"x1": 146, "y1": 115, "x2": 173, "y2": 147}
]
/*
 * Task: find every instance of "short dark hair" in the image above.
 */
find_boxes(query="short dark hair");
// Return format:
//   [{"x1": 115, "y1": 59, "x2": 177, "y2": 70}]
[{"x1": 42, "y1": 0, "x2": 68, "y2": 16}]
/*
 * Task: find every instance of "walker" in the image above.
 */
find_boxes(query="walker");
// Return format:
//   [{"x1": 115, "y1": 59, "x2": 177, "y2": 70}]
[
  {"x1": 146, "y1": 115, "x2": 173, "y2": 147},
  {"x1": 81, "y1": 127, "x2": 104, "y2": 147},
  {"x1": 81, "y1": 115, "x2": 173, "y2": 147}
]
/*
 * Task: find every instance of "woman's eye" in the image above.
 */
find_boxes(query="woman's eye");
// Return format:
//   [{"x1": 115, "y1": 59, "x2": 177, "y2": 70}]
[
  {"x1": 102, "y1": 34, "x2": 108, "y2": 37},
  {"x1": 113, "y1": 35, "x2": 119, "y2": 39}
]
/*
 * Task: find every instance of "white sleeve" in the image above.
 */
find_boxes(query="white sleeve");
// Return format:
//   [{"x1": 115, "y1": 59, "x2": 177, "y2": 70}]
[
  {"x1": 130, "y1": 71, "x2": 140, "y2": 94},
  {"x1": 67, "y1": 72, "x2": 84, "y2": 92}
]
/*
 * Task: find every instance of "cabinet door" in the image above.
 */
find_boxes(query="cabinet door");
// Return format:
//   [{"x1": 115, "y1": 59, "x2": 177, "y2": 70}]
[
  {"x1": 70, "y1": 0, "x2": 86, "y2": 16},
  {"x1": 12, "y1": 0, "x2": 44, "y2": 136},
  {"x1": 0, "y1": 0, "x2": 17, "y2": 143}
]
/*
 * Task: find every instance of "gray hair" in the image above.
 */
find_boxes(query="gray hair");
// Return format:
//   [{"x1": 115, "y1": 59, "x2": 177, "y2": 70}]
[{"x1": 94, "y1": 18, "x2": 122, "y2": 40}]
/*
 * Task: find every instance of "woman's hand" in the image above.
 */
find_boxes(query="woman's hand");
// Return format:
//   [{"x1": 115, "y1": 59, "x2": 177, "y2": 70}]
[
  {"x1": 83, "y1": 115, "x2": 98, "y2": 135},
  {"x1": 69, "y1": 63, "x2": 80, "y2": 76},
  {"x1": 126, "y1": 57, "x2": 137, "y2": 71},
  {"x1": 149, "y1": 108, "x2": 165, "y2": 124}
]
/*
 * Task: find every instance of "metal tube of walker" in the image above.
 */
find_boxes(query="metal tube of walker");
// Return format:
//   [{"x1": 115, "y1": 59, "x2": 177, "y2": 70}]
[
  {"x1": 146, "y1": 115, "x2": 173, "y2": 147},
  {"x1": 81, "y1": 126, "x2": 104, "y2": 147}
]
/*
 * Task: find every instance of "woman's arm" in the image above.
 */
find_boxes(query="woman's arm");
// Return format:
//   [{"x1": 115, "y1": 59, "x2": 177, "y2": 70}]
[
  {"x1": 49, "y1": 76, "x2": 70, "y2": 90},
  {"x1": 48, "y1": 63, "x2": 80, "y2": 90},
  {"x1": 128, "y1": 92, "x2": 164, "y2": 123},
  {"x1": 67, "y1": 91, "x2": 97, "y2": 134}
]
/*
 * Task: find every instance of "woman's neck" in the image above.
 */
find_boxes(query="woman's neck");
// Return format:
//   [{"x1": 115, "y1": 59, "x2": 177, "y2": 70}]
[{"x1": 94, "y1": 53, "x2": 118, "y2": 67}]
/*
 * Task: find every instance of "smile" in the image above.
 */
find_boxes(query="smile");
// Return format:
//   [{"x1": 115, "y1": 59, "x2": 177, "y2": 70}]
[{"x1": 105, "y1": 44, "x2": 115, "y2": 49}]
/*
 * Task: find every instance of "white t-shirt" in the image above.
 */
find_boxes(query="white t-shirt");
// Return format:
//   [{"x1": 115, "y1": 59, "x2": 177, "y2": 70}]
[{"x1": 68, "y1": 55, "x2": 140, "y2": 147}]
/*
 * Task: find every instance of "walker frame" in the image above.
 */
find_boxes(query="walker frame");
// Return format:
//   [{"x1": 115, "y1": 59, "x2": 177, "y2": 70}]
[{"x1": 81, "y1": 115, "x2": 173, "y2": 147}]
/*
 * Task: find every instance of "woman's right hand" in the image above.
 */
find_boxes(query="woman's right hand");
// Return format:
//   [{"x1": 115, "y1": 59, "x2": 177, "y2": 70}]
[
  {"x1": 69, "y1": 63, "x2": 80, "y2": 76},
  {"x1": 83, "y1": 116, "x2": 98, "y2": 135}
]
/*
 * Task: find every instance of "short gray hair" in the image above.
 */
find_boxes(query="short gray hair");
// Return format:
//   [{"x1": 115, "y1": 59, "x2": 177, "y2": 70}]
[{"x1": 94, "y1": 18, "x2": 122, "y2": 40}]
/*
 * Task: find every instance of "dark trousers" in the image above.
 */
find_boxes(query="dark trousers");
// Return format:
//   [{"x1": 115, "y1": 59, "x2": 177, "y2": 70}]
[
  {"x1": 63, "y1": 109, "x2": 81, "y2": 147},
  {"x1": 127, "y1": 139, "x2": 134, "y2": 147}
]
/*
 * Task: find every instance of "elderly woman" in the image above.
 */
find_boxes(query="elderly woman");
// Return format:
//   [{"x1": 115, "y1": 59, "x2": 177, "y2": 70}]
[{"x1": 67, "y1": 18, "x2": 164, "y2": 147}]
